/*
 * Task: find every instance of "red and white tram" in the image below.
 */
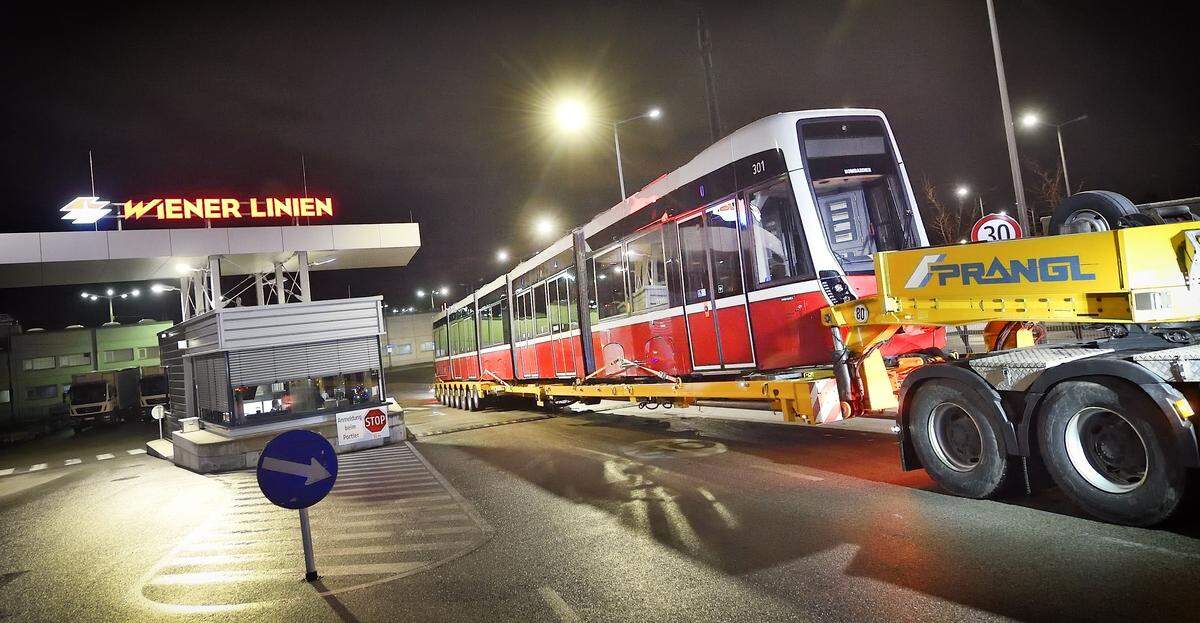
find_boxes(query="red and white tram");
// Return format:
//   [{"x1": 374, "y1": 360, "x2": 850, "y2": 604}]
[{"x1": 433, "y1": 109, "x2": 943, "y2": 383}]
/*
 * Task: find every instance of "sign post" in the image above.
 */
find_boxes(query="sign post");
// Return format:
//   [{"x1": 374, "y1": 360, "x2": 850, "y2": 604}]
[
  {"x1": 970, "y1": 212, "x2": 1023, "y2": 243},
  {"x1": 151, "y1": 405, "x2": 165, "y2": 439},
  {"x1": 256, "y1": 430, "x2": 338, "y2": 582}
]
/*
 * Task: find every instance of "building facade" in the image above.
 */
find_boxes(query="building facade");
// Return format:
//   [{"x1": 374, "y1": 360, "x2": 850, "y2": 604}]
[
  {"x1": 383, "y1": 311, "x2": 436, "y2": 369},
  {"x1": 2, "y1": 321, "x2": 169, "y2": 426}
]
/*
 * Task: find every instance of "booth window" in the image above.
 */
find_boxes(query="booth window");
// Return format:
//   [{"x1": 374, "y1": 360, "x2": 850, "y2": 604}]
[
  {"x1": 224, "y1": 336, "x2": 384, "y2": 427},
  {"x1": 0, "y1": 389, "x2": 10, "y2": 404}
]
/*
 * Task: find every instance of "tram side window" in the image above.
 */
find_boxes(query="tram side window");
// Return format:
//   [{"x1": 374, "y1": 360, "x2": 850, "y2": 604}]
[
  {"x1": 593, "y1": 246, "x2": 628, "y2": 319},
  {"x1": 625, "y1": 229, "x2": 668, "y2": 313},
  {"x1": 464, "y1": 306, "x2": 477, "y2": 352},
  {"x1": 534, "y1": 284, "x2": 549, "y2": 336},
  {"x1": 478, "y1": 305, "x2": 493, "y2": 347},
  {"x1": 745, "y1": 179, "x2": 813, "y2": 286},
  {"x1": 586, "y1": 259, "x2": 600, "y2": 325}
]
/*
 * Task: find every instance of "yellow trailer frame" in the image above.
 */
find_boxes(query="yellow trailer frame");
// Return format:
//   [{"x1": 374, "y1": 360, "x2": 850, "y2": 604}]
[{"x1": 435, "y1": 223, "x2": 1200, "y2": 424}]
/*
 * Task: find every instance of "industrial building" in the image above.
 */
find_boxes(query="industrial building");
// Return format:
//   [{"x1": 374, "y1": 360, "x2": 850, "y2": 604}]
[{"x1": 0, "y1": 320, "x2": 170, "y2": 428}]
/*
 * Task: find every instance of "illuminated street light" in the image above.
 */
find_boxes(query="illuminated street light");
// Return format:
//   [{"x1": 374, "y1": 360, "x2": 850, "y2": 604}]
[
  {"x1": 416, "y1": 287, "x2": 450, "y2": 311},
  {"x1": 1020, "y1": 111, "x2": 1088, "y2": 197},
  {"x1": 81, "y1": 287, "x2": 141, "y2": 324},
  {"x1": 614, "y1": 107, "x2": 664, "y2": 200},
  {"x1": 534, "y1": 216, "x2": 556, "y2": 239},
  {"x1": 955, "y1": 184, "x2": 986, "y2": 219},
  {"x1": 552, "y1": 98, "x2": 590, "y2": 133},
  {"x1": 496, "y1": 249, "x2": 509, "y2": 262},
  {"x1": 150, "y1": 283, "x2": 180, "y2": 294}
]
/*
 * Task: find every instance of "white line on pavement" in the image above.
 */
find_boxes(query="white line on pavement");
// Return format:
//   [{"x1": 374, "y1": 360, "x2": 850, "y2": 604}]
[
  {"x1": 0, "y1": 468, "x2": 14, "y2": 476},
  {"x1": 97, "y1": 453, "x2": 114, "y2": 460},
  {"x1": 64, "y1": 458, "x2": 82, "y2": 465},
  {"x1": 538, "y1": 586, "x2": 582, "y2": 623},
  {"x1": 323, "y1": 541, "x2": 475, "y2": 557},
  {"x1": 28, "y1": 463, "x2": 47, "y2": 472},
  {"x1": 127, "y1": 448, "x2": 146, "y2": 455}
]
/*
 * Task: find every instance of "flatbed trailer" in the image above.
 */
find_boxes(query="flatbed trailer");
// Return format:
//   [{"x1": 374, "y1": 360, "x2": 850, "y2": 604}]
[{"x1": 435, "y1": 222, "x2": 1200, "y2": 526}]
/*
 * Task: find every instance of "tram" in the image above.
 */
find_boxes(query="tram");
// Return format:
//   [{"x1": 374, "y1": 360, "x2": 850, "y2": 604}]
[{"x1": 434, "y1": 109, "x2": 943, "y2": 383}]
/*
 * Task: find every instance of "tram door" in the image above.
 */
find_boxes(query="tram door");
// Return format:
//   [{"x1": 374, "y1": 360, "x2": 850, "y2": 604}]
[
  {"x1": 514, "y1": 289, "x2": 538, "y2": 378},
  {"x1": 548, "y1": 273, "x2": 580, "y2": 377},
  {"x1": 678, "y1": 198, "x2": 756, "y2": 370}
]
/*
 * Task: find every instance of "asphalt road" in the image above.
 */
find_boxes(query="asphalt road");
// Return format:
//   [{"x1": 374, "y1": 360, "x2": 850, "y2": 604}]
[{"x1": 1, "y1": 390, "x2": 1198, "y2": 622}]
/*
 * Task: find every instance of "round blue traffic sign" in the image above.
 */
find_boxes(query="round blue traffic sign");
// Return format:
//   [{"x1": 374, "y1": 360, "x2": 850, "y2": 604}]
[{"x1": 256, "y1": 430, "x2": 338, "y2": 509}]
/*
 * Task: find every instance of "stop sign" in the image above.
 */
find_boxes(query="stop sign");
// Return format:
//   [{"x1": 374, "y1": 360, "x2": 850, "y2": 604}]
[{"x1": 363, "y1": 408, "x2": 388, "y2": 434}]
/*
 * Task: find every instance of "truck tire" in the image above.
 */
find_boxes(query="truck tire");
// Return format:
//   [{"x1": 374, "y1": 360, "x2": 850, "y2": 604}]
[
  {"x1": 907, "y1": 378, "x2": 1012, "y2": 499},
  {"x1": 1036, "y1": 380, "x2": 1187, "y2": 526},
  {"x1": 1047, "y1": 190, "x2": 1139, "y2": 235}
]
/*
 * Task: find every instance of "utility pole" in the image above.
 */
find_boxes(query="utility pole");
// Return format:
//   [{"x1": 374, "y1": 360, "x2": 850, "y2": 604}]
[
  {"x1": 986, "y1": 0, "x2": 1031, "y2": 234},
  {"x1": 696, "y1": 7, "x2": 723, "y2": 142}
]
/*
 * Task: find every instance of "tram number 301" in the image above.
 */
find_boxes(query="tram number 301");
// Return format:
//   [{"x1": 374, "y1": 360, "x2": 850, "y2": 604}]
[{"x1": 751, "y1": 160, "x2": 767, "y2": 175}]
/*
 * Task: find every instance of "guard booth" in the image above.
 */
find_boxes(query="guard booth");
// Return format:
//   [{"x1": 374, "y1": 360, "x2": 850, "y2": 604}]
[{"x1": 159, "y1": 296, "x2": 403, "y2": 472}]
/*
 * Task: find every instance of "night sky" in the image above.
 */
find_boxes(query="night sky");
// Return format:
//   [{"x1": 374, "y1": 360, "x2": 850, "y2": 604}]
[{"x1": 1, "y1": 1, "x2": 1197, "y2": 328}]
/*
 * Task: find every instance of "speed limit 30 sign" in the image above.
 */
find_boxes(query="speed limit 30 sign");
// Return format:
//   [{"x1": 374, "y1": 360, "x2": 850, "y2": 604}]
[{"x1": 970, "y1": 213, "x2": 1022, "y2": 242}]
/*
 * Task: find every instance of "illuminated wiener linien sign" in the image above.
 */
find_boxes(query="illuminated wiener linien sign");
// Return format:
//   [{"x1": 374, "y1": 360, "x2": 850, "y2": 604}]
[{"x1": 121, "y1": 197, "x2": 334, "y2": 221}]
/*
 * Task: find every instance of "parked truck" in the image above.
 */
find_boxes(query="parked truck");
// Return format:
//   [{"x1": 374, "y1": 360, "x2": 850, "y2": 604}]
[
  {"x1": 67, "y1": 368, "x2": 140, "y2": 431},
  {"x1": 138, "y1": 365, "x2": 168, "y2": 418}
]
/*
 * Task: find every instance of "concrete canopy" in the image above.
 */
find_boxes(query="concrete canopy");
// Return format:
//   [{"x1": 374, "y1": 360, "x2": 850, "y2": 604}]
[{"x1": 0, "y1": 223, "x2": 420, "y2": 288}]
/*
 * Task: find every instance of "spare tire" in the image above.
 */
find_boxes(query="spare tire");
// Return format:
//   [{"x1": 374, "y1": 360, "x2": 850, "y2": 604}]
[{"x1": 1047, "y1": 190, "x2": 1139, "y2": 235}]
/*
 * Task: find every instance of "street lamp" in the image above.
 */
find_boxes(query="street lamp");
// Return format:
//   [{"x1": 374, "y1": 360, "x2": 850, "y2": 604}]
[
  {"x1": 496, "y1": 249, "x2": 510, "y2": 263},
  {"x1": 614, "y1": 107, "x2": 663, "y2": 200},
  {"x1": 80, "y1": 287, "x2": 141, "y2": 324},
  {"x1": 416, "y1": 286, "x2": 451, "y2": 311},
  {"x1": 1020, "y1": 112, "x2": 1089, "y2": 197},
  {"x1": 955, "y1": 185, "x2": 986, "y2": 219},
  {"x1": 534, "y1": 216, "x2": 555, "y2": 239},
  {"x1": 552, "y1": 98, "x2": 590, "y2": 134},
  {"x1": 150, "y1": 283, "x2": 180, "y2": 294}
]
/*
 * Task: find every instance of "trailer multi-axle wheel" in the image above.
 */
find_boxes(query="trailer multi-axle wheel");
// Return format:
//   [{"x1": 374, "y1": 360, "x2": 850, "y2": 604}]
[{"x1": 1036, "y1": 380, "x2": 1188, "y2": 526}]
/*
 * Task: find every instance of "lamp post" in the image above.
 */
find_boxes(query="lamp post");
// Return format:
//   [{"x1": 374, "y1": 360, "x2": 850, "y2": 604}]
[
  {"x1": 955, "y1": 185, "x2": 986, "y2": 219},
  {"x1": 613, "y1": 108, "x2": 662, "y2": 200},
  {"x1": 1020, "y1": 112, "x2": 1088, "y2": 197},
  {"x1": 416, "y1": 286, "x2": 450, "y2": 312},
  {"x1": 80, "y1": 287, "x2": 141, "y2": 324}
]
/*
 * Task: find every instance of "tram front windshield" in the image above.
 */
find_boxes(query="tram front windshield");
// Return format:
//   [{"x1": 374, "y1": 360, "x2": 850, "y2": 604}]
[{"x1": 799, "y1": 119, "x2": 920, "y2": 274}]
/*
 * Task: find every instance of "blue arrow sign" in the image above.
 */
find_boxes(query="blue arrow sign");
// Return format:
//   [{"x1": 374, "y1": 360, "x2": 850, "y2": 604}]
[{"x1": 256, "y1": 430, "x2": 338, "y2": 510}]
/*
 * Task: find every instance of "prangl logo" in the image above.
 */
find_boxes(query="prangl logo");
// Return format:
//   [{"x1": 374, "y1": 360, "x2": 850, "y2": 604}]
[{"x1": 905, "y1": 253, "x2": 1097, "y2": 289}]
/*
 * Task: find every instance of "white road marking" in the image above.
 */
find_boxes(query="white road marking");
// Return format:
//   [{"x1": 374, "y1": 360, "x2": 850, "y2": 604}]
[
  {"x1": 538, "y1": 586, "x2": 582, "y2": 623},
  {"x1": 127, "y1": 448, "x2": 146, "y2": 455},
  {"x1": 1098, "y1": 536, "x2": 1200, "y2": 560},
  {"x1": 64, "y1": 458, "x2": 82, "y2": 466},
  {"x1": 96, "y1": 453, "x2": 115, "y2": 460},
  {"x1": 323, "y1": 541, "x2": 475, "y2": 557},
  {"x1": 0, "y1": 468, "x2": 14, "y2": 476},
  {"x1": 751, "y1": 463, "x2": 825, "y2": 482},
  {"x1": 28, "y1": 463, "x2": 47, "y2": 472}
]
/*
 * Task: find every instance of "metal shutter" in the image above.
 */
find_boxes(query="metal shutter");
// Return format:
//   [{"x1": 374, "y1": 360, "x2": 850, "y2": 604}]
[
  {"x1": 227, "y1": 337, "x2": 380, "y2": 386},
  {"x1": 192, "y1": 354, "x2": 230, "y2": 412}
]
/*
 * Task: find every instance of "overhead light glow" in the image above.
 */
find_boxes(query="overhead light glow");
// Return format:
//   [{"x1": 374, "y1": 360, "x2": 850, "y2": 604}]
[
  {"x1": 552, "y1": 98, "x2": 589, "y2": 133},
  {"x1": 955, "y1": 186, "x2": 970, "y2": 198},
  {"x1": 1020, "y1": 112, "x2": 1040, "y2": 128},
  {"x1": 647, "y1": 107, "x2": 662, "y2": 119},
  {"x1": 105, "y1": 288, "x2": 114, "y2": 296},
  {"x1": 130, "y1": 289, "x2": 140, "y2": 297},
  {"x1": 496, "y1": 249, "x2": 509, "y2": 262},
  {"x1": 534, "y1": 216, "x2": 555, "y2": 238},
  {"x1": 80, "y1": 292, "x2": 89, "y2": 298},
  {"x1": 416, "y1": 289, "x2": 426, "y2": 297},
  {"x1": 150, "y1": 283, "x2": 166, "y2": 293}
]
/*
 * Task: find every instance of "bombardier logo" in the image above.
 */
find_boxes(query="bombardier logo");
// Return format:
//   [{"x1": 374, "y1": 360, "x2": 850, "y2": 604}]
[{"x1": 905, "y1": 253, "x2": 1097, "y2": 289}]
